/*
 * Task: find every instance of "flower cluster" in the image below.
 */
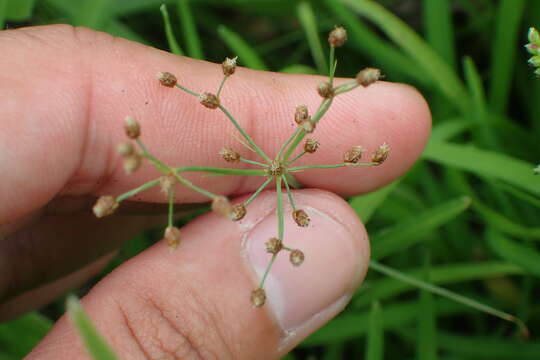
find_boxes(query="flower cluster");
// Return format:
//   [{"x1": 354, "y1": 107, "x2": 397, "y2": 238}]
[
  {"x1": 92, "y1": 26, "x2": 389, "y2": 307},
  {"x1": 526, "y1": 27, "x2": 540, "y2": 76}
]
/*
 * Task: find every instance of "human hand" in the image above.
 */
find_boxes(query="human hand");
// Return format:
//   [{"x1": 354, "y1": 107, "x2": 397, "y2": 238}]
[{"x1": 0, "y1": 25, "x2": 430, "y2": 359}]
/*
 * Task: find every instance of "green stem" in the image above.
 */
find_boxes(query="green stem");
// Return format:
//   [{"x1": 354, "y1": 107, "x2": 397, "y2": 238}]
[
  {"x1": 172, "y1": 172, "x2": 216, "y2": 199},
  {"x1": 116, "y1": 178, "x2": 161, "y2": 202},
  {"x1": 135, "y1": 139, "x2": 169, "y2": 173},
  {"x1": 289, "y1": 162, "x2": 377, "y2": 172},
  {"x1": 239, "y1": 158, "x2": 268, "y2": 167},
  {"x1": 276, "y1": 176, "x2": 284, "y2": 239},
  {"x1": 334, "y1": 80, "x2": 359, "y2": 95},
  {"x1": 168, "y1": 190, "x2": 174, "y2": 227},
  {"x1": 218, "y1": 104, "x2": 272, "y2": 163},
  {"x1": 287, "y1": 151, "x2": 307, "y2": 165},
  {"x1": 277, "y1": 128, "x2": 301, "y2": 160},
  {"x1": 259, "y1": 253, "x2": 278, "y2": 288},
  {"x1": 175, "y1": 83, "x2": 200, "y2": 97},
  {"x1": 369, "y1": 260, "x2": 529, "y2": 338},
  {"x1": 282, "y1": 175, "x2": 296, "y2": 211},
  {"x1": 244, "y1": 177, "x2": 273, "y2": 206},
  {"x1": 217, "y1": 75, "x2": 228, "y2": 98},
  {"x1": 174, "y1": 166, "x2": 266, "y2": 176},
  {"x1": 329, "y1": 46, "x2": 336, "y2": 84}
]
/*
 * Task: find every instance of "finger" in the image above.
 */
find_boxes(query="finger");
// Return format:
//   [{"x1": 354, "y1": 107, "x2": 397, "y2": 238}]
[
  {"x1": 28, "y1": 189, "x2": 369, "y2": 359},
  {"x1": 0, "y1": 25, "x2": 430, "y2": 223}
]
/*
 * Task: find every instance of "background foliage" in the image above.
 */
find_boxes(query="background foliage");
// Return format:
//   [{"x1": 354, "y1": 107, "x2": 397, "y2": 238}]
[{"x1": 1, "y1": 0, "x2": 539, "y2": 359}]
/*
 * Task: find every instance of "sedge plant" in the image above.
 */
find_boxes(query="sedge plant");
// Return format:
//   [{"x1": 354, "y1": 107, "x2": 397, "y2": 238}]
[{"x1": 92, "y1": 27, "x2": 388, "y2": 307}]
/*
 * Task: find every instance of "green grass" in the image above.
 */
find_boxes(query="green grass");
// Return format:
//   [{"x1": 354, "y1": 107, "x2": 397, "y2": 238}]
[{"x1": 2, "y1": 0, "x2": 540, "y2": 359}]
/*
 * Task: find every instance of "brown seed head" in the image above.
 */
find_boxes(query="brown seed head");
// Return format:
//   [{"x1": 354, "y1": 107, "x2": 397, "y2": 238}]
[
  {"x1": 164, "y1": 226, "x2": 181, "y2": 250},
  {"x1": 267, "y1": 160, "x2": 285, "y2": 177},
  {"x1": 328, "y1": 26, "x2": 347, "y2": 47},
  {"x1": 123, "y1": 153, "x2": 142, "y2": 174},
  {"x1": 292, "y1": 209, "x2": 310, "y2": 227},
  {"x1": 157, "y1": 72, "x2": 177, "y2": 87},
  {"x1": 160, "y1": 174, "x2": 177, "y2": 195},
  {"x1": 265, "y1": 237, "x2": 283, "y2": 254},
  {"x1": 117, "y1": 142, "x2": 134, "y2": 157},
  {"x1": 93, "y1": 196, "x2": 119, "y2": 218},
  {"x1": 199, "y1": 92, "x2": 220, "y2": 109},
  {"x1": 290, "y1": 249, "x2": 305, "y2": 266},
  {"x1": 304, "y1": 138, "x2": 320, "y2": 153},
  {"x1": 251, "y1": 288, "x2": 266, "y2": 308},
  {"x1": 222, "y1": 56, "x2": 237, "y2": 76},
  {"x1": 124, "y1": 116, "x2": 140, "y2": 139},
  {"x1": 294, "y1": 105, "x2": 309, "y2": 125},
  {"x1": 317, "y1": 81, "x2": 334, "y2": 98},
  {"x1": 219, "y1": 148, "x2": 241, "y2": 163},
  {"x1": 372, "y1": 143, "x2": 390, "y2": 165},
  {"x1": 230, "y1": 203, "x2": 247, "y2": 221},
  {"x1": 212, "y1": 196, "x2": 231, "y2": 217},
  {"x1": 343, "y1": 146, "x2": 364, "y2": 164},
  {"x1": 356, "y1": 68, "x2": 381, "y2": 87},
  {"x1": 302, "y1": 119, "x2": 316, "y2": 133}
]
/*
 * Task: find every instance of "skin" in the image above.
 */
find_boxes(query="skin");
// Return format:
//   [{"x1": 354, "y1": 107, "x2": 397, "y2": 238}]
[{"x1": 0, "y1": 25, "x2": 431, "y2": 359}]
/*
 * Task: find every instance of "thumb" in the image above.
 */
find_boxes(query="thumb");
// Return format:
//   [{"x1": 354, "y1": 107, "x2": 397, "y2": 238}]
[{"x1": 28, "y1": 189, "x2": 369, "y2": 359}]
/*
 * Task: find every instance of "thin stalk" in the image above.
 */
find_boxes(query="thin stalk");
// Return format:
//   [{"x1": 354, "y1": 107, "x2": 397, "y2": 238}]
[
  {"x1": 116, "y1": 178, "x2": 161, "y2": 202},
  {"x1": 289, "y1": 162, "x2": 377, "y2": 172},
  {"x1": 168, "y1": 190, "x2": 174, "y2": 227},
  {"x1": 334, "y1": 80, "x2": 359, "y2": 95},
  {"x1": 259, "y1": 253, "x2": 278, "y2": 288},
  {"x1": 172, "y1": 173, "x2": 216, "y2": 199},
  {"x1": 282, "y1": 175, "x2": 296, "y2": 211},
  {"x1": 216, "y1": 75, "x2": 228, "y2": 98},
  {"x1": 277, "y1": 128, "x2": 301, "y2": 160},
  {"x1": 287, "y1": 151, "x2": 307, "y2": 165},
  {"x1": 174, "y1": 83, "x2": 200, "y2": 97},
  {"x1": 369, "y1": 260, "x2": 529, "y2": 338},
  {"x1": 244, "y1": 177, "x2": 273, "y2": 206},
  {"x1": 239, "y1": 158, "x2": 268, "y2": 167},
  {"x1": 329, "y1": 46, "x2": 336, "y2": 84},
  {"x1": 174, "y1": 166, "x2": 265, "y2": 176},
  {"x1": 135, "y1": 139, "x2": 169, "y2": 173},
  {"x1": 276, "y1": 176, "x2": 284, "y2": 239},
  {"x1": 218, "y1": 104, "x2": 272, "y2": 162},
  {"x1": 283, "y1": 98, "x2": 333, "y2": 160}
]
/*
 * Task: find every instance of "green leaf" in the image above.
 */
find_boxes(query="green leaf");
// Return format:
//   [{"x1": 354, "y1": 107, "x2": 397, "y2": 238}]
[
  {"x1": 0, "y1": 0, "x2": 6, "y2": 29},
  {"x1": 279, "y1": 64, "x2": 318, "y2": 74},
  {"x1": 371, "y1": 196, "x2": 471, "y2": 260},
  {"x1": 297, "y1": 1, "x2": 327, "y2": 74},
  {"x1": 160, "y1": 4, "x2": 184, "y2": 55},
  {"x1": 488, "y1": 0, "x2": 526, "y2": 114},
  {"x1": 365, "y1": 301, "x2": 384, "y2": 360},
  {"x1": 423, "y1": 141, "x2": 540, "y2": 196},
  {"x1": 422, "y1": 0, "x2": 455, "y2": 68},
  {"x1": 474, "y1": 202, "x2": 540, "y2": 240},
  {"x1": 217, "y1": 25, "x2": 268, "y2": 71},
  {"x1": 178, "y1": 0, "x2": 204, "y2": 59},
  {"x1": 430, "y1": 118, "x2": 470, "y2": 142},
  {"x1": 355, "y1": 261, "x2": 523, "y2": 306},
  {"x1": 6, "y1": 0, "x2": 35, "y2": 21},
  {"x1": 0, "y1": 312, "x2": 52, "y2": 358},
  {"x1": 417, "y1": 254, "x2": 438, "y2": 360},
  {"x1": 486, "y1": 230, "x2": 540, "y2": 278},
  {"x1": 349, "y1": 181, "x2": 399, "y2": 223},
  {"x1": 74, "y1": 0, "x2": 111, "y2": 30},
  {"x1": 341, "y1": 0, "x2": 469, "y2": 113},
  {"x1": 67, "y1": 296, "x2": 119, "y2": 360}
]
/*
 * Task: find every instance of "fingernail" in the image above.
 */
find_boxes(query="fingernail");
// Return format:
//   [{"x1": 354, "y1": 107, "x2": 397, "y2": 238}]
[{"x1": 243, "y1": 196, "x2": 366, "y2": 334}]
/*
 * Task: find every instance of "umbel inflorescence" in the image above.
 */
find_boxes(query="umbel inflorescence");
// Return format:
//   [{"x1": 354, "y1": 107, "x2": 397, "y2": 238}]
[{"x1": 92, "y1": 27, "x2": 389, "y2": 307}]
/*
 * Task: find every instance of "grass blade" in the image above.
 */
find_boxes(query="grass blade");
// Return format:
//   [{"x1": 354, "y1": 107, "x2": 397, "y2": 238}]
[
  {"x1": 0, "y1": 312, "x2": 52, "y2": 358},
  {"x1": 474, "y1": 202, "x2": 540, "y2": 240},
  {"x1": 217, "y1": 25, "x2": 268, "y2": 71},
  {"x1": 297, "y1": 1, "x2": 327, "y2": 74},
  {"x1": 371, "y1": 196, "x2": 471, "y2": 260},
  {"x1": 279, "y1": 64, "x2": 318, "y2": 74},
  {"x1": 0, "y1": 0, "x2": 6, "y2": 29},
  {"x1": 355, "y1": 261, "x2": 523, "y2": 306},
  {"x1": 417, "y1": 253, "x2": 438, "y2": 360},
  {"x1": 430, "y1": 118, "x2": 470, "y2": 141},
  {"x1": 365, "y1": 302, "x2": 384, "y2": 360},
  {"x1": 74, "y1": 0, "x2": 111, "y2": 30},
  {"x1": 178, "y1": 0, "x2": 204, "y2": 59},
  {"x1": 349, "y1": 181, "x2": 399, "y2": 224},
  {"x1": 6, "y1": 0, "x2": 35, "y2": 21},
  {"x1": 486, "y1": 230, "x2": 540, "y2": 278},
  {"x1": 67, "y1": 296, "x2": 119, "y2": 360},
  {"x1": 369, "y1": 260, "x2": 528, "y2": 337},
  {"x1": 341, "y1": 0, "x2": 469, "y2": 113},
  {"x1": 160, "y1": 4, "x2": 184, "y2": 55},
  {"x1": 423, "y1": 0, "x2": 455, "y2": 68},
  {"x1": 488, "y1": 0, "x2": 526, "y2": 114},
  {"x1": 423, "y1": 141, "x2": 539, "y2": 196}
]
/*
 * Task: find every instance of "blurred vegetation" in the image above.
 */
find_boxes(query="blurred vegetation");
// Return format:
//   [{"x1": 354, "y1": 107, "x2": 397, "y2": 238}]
[{"x1": 1, "y1": 0, "x2": 540, "y2": 359}]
